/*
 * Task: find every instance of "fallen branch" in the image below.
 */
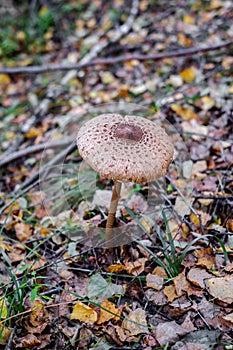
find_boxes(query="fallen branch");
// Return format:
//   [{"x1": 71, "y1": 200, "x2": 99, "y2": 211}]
[
  {"x1": 0, "y1": 40, "x2": 232, "y2": 75},
  {"x1": 0, "y1": 138, "x2": 73, "y2": 167}
]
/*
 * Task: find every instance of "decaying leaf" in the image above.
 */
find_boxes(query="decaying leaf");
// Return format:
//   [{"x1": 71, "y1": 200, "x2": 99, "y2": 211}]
[
  {"x1": 122, "y1": 308, "x2": 149, "y2": 336},
  {"x1": 70, "y1": 301, "x2": 98, "y2": 323},
  {"x1": 205, "y1": 276, "x2": 233, "y2": 304},
  {"x1": 124, "y1": 258, "x2": 147, "y2": 276},
  {"x1": 187, "y1": 268, "x2": 213, "y2": 288},
  {"x1": 155, "y1": 320, "x2": 188, "y2": 346},
  {"x1": 146, "y1": 273, "x2": 164, "y2": 290}
]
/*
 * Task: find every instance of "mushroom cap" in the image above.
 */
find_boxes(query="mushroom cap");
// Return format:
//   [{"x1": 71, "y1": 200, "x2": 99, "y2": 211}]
[{"x1": 77, "y1": 114, "x2": 174, "y2": 183}]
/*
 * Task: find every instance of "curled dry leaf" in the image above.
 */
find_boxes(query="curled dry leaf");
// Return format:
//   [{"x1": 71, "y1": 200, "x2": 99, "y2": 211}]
[{"x1": 124, "y1": 258, "x2": 147, "y2": 276}]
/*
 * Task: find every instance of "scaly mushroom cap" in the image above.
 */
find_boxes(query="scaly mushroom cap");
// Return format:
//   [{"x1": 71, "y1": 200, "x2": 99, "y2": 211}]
[{"x1": 77, "y1": 114, "x2": 174, "y2": 183}]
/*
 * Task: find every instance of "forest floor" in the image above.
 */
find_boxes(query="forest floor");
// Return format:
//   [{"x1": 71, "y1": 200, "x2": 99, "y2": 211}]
[{"x1": 0, "y1": 1, "x2": 233, "y2": 349}]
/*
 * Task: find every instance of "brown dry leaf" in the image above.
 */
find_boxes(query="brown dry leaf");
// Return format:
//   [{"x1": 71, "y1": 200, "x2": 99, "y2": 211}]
[
  {"x1": 171, "y1": 104, "x2": 198, "y2": 120},
  {"x1": 205, "y1": 276, "x2": 233, "y2": 304},
  {"x1": 179, "y1": 344, "x2": 203, "y2": 350},
  {"x1": 164, "y1": 284, "x2": 178, "y2": 302},
  {"x1": 70, "y1": 301, "x2": 97, "y2": 323},
  {"x1": 125, "y1": 258, "x2": 147, "y2": 276},
  {"x1": 187, "y1": 268, "x2": 213, "y2": 288},
  {"x1": 195, "y1": 247, "x2": 216, "y2": 269},
  {"x1": 28, "y1": 191, "x2": 46, "y2": 205},
  {"x1": 14, "y1": 222, "x2": 32, "y2": 242},
  {"x1": 16, "y1": 333, "x2": 41, "y2": 348},
  {"x1": 174, "y1": 271, "x2": 189, "y2": 296},
  {"x1": 26, "y1": 299, "x2": 51, "y2": 333},
  {"x1": 97, "y1": 299, "x2": 121, "y2": 324},
  {"x1": 122, "y1": 308, "x2": 149, "y2": 336},
  {"x1": 155, "y1": 321, "x2": 188, "y2": 346},
  {"x1": 107, "y1": 263, "x2": 126, "y2": 273},
  {"x1": 146, "y1": 273, "x2": 164, "y2": 290},
  {"x1": 179, "y1": 67, "x2": 195, "y2": 82}
]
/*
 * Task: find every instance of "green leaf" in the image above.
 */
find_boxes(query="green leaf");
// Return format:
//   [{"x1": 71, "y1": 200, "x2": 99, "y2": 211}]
[{"x1": 88, "y1": 274, "x2": 124, "y2": 301}]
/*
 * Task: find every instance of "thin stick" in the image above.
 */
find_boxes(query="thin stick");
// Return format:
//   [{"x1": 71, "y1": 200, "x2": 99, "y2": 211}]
[
  {"x1": 105, "y1": 181, "x2": 122, "y2": 246},
  {"x1": 0, "y1": 40, "x2": 232, "y2": 75}
]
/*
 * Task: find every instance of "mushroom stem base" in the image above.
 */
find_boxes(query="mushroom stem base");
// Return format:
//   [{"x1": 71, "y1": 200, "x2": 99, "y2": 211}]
[{"x1": 105, "y1": 181, "x2": 122, "y2": 247}]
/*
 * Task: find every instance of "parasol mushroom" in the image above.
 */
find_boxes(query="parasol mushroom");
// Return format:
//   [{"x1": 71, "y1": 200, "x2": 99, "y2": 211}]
[{"x1": 77, "y1": 113, "x2": 174, "y2": 246}]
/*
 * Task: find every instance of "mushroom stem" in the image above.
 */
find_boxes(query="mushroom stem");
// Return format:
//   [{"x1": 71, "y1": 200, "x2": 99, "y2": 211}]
[{"x1": 106, "y1": 180, "x2": 122, "y2": 245}]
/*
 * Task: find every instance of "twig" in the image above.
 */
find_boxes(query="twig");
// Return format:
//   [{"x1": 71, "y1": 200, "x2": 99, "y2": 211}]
[
  {"x1": 60, "y1": 0, "x2": 139, "y2": 84},
  {"x1": 0, "y1": 138, "x2": 73, "y2": 167},
  {"x1": 0, "y1": 142, "x2": 76, "y2": 214},
  {"x1": 0, "y1": 40, "x2": 232, "y2": 75}
]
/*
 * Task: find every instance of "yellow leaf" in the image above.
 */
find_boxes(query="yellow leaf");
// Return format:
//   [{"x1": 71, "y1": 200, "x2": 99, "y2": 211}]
[
  {"x1": 200, "y1": 96, "x2": 215, "y2": 110},
  {"x1": 39, "y1": 5, "x2": 49, "y2": 17},
  {"x1": 222, "y1": 56, "x2": 233, "y2": 70},
  {"x1": 171, "y1": 104, "x2": 198, "y2": 120},
  {"x1": 0, "y1": 74, "x2": 10, "y2": 85},
  {"x1": 179, "y1": 67, "x2": 195, "y2": 82},
  {"x1": 0, "y1": 326, "x2": 11, "y2": 345},
  {"x1": 177, "y1": 33, "x2": 193, "y2": 47},
  {"x1": 183, "y1": 14, "x2": 195, "y2": 24},
  {"x1": 190, "y1": 213, "x2": 200, "y2": 225},
  {"x1": 25, "y1": 127, "x2": 41, "y2": 139},
  {"x1": 70, "y1": 301, "x2": 97, "y2": 323},
  {"x1": 0, "y1": 299, "x2": 8, "y2": 319},
  {"x1": 107, "y1": 263, "x2": 126, "y2": 273},
  {"x1": 97, "y1": 299, "x2": 121, "y2": 324}
]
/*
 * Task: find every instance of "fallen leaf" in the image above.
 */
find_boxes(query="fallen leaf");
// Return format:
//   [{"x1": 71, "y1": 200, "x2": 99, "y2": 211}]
[
  {"x1": 70, "y1": 301, "x2": 98, "y2": 323},
  {"x1": 155, "y1": 321, "x2": 188, "y2": 346},
  {"x1": 122, "y1": 308, "x2": 149, "y2": 335},
  {"x1": 205, "y1": 276, "x2": 233, "y2": 304},
  {"x1": 0, "y1": 299, "x2": 7, "y2": 319},
  {"x1": 97, "y1": 299, "x2": 121, "y2": 324},
  {"x1": 14, "y1": 222, "x2": 32, "y2": 242},
  {"x1": 0, "y1": 74, "x2": 11, "y2": 85},
  {"x1": 187, "y1": 268, "x2": 213, "y2": 288},
  {"x1": 125, "y1": 258, "x2": 147, "y2": 276},
  {"x1": 195, "y1": 247, "x2": 215, "y2": 269},
  {"x1": 164, "y1": 284, "x2": 178, "y2": 302},
  {"x1": 16, "y1": 333, "x2": 41, "y2": 348},
  {"x1": 107, "y1": 263, "x2": 126, "y2": 273},
  {"x1": 174, "y1": 271, "x2": 189, "y2": 296},
  {"x1": 200, "y1": 96, "x2": 215, "y2": 110},
  {"x1": 87, "y1": 273, "x2": 124, "y2": 301},
  {"x1": 179, "y1": 67, "x2": 195, "y2": 82},
  {"x1": 171, "y1": 104, "x2": 198, "y2": 120},
  {"x1": 0, "y1": 326, "x2": 12, "y2": 345},
  {"x1": 146, "y1": 273, "x2": 164, "y2": 290}
]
